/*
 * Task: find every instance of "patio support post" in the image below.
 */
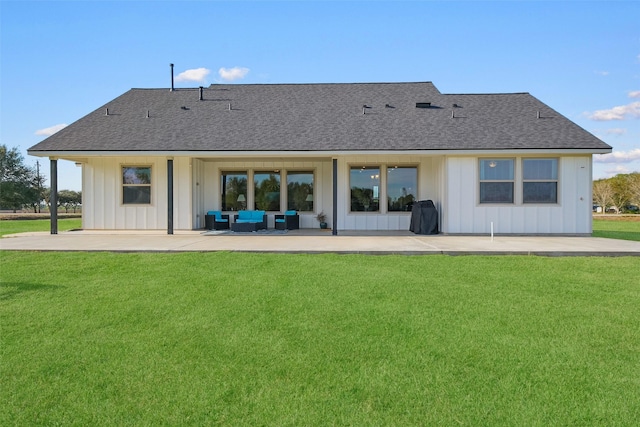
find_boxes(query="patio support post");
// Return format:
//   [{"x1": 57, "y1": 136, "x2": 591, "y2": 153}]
[
  {"x1": 332, "y1": 158, "x2": 338, "y2": 235},
  {"x1": 167, "y1": 158, "x2": 174, "y2": 235},
  {"x1": 50, "y1": 158, "x2": 58, "y2": 234}
]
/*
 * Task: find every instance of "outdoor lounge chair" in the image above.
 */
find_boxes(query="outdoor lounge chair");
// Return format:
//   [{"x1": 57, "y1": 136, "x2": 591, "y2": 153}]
[
  {"x1": 205, "y1": 211, "x2": 230, "y2": 230},
  {"x1": 274, "y1": 210, "x2": 299, "y2": 230}
]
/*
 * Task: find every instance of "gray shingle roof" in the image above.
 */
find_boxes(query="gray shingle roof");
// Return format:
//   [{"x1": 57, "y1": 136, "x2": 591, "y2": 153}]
[{"x1": 28, "y1": 82, "x2": 611, "y2": 153}]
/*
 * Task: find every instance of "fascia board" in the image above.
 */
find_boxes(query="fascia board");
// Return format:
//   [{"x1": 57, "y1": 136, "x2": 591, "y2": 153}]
[{"x1": 28, "y1": 148, "x2": 613, "y2": 160}]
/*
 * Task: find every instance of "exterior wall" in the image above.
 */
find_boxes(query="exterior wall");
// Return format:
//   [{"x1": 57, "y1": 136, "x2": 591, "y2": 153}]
[
  {"x1": 192, "y1": 159, "x2": 205, "y2": 230},
  {"x1": 195, "y1": 155, "x2": 441, "y2": 231},
  {"x1": 443, "y1": 155, "x2": 593, "y2": 234},
  {"x1": 337, "y1": 155, "x2": 443, "y2": 231},
  {"x1": 82, "y1": 156, "x2": 191, "y2": 230},
  {"x1": 201, "y1": 159, "x2": 331, "y2": 229},
  {"x1": 78, "y1": 153, "x2": 593, "y2": 234}
]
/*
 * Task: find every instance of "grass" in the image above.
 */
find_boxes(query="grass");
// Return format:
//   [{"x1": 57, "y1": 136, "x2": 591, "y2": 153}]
[
  {"x1": 592, "y1": 216, "x2": 640, "y2": 241},
  {"x1": 0, "y1": 218, "x2": 82, "y2": 237},
  {"x1": 1, "y1": 252, "x2": 639, "y2": 425}
]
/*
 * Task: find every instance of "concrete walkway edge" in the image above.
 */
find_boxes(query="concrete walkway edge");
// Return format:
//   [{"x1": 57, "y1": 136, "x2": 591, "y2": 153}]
[{"x1": 1, "y1": 230, "x2": 639, "y2": 256}]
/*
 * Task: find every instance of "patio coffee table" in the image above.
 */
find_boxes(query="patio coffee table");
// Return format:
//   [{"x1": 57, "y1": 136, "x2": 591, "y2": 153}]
[{"x1": 231, "y1": 222, "x2": 259, "y2": 232}]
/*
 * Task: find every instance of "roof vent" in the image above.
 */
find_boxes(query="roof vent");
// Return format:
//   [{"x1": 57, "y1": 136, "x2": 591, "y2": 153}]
[
  {"x1": 362, "y1": 104, "x2": 372, "y2": 114},
  {"x1": 199, "y1": 86, "x2": 204, "y2": 101},
  {"x1": 170, "y1": 63, "x2": 174, "y2": 92},
  {"x1": 105, "y1": 108, "x2": 109, "y2": 116},
  {"x1": 416, "y1": 102, "x2": 431, "y2": 108},
  {"x1": 181, "y1": 106, "x2": 189, "y2": 110},
  {"x1": 385, "y1": 104, "x2": 395, "y2": 108}
]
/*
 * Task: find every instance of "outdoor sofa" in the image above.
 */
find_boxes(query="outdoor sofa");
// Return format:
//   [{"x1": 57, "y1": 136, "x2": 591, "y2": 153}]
[
  {"x1": 274, "y1": 210, "x2": 299, "y2": 230},
  {"x1": 232, "y1": 210, "x2": 267, "y2": 232},
  {"x1": 205, "y1": 211, "x2": 230, "y2": 230}
]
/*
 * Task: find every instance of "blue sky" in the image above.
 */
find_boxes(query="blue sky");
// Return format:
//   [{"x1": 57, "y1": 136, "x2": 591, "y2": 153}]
[{"x1": 1, "y1": 0, "x2": 639, "y2": 191}]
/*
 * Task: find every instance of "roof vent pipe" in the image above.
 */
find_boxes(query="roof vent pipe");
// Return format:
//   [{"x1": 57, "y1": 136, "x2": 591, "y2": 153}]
[
  {"x1": 170, "y1": 63, "x2": 174, "y2": 92},
  {"x1": 199, "y1": 86, "x2": 204, "y2": 101},
  {"x1": 146, "y1": 110, "x2": 150, "y2": 118},
  {"x1": 228, "y1": 103, "x2": 232, "y2": 111},
  {"x1": 537, "y1": 110, "x2": 540, "y2": 119},
  {"x1": 105, "y1": 108, "x2": 109, "y2": 116}
]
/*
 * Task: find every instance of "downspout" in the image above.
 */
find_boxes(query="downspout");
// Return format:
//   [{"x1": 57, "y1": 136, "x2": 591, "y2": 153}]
[{"x1": 50, "y1": 158, "x2": 58, "y2": 234}]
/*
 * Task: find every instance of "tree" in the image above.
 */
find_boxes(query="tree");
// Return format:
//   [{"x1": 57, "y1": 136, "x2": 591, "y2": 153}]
[
  {"x1": 592, "y1": 179, "x2": 614, "y2": 213},
  {"x1": 609, "y1": 174, "x2": 633, "y2": 213},
  {"x1": 627, "y1": 173, "x2": 640, "y2": 207},
  {"x1": 58, "y1": 190, "x2": 82, "y2": 213},
  {"x1": 0, "y1": 145, "x2": 43, "y2": 212}
]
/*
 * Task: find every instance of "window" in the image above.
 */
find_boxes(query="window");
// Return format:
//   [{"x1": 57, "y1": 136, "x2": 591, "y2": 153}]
[
  {"x1": 479, "y1": 159, "x2": 514, "y2": 204},
  {"x1": 254, "y1": 171, "x2": 280, "y2": 211},
  {"x1": 287, "y1": 171, "x2": 314, "y2": 211},
  {"x1": 350, "y1": 166, "x2": 380, "y2": 212},
  {"x1": 122, "y1": 166, "x2": 151, "y2": 204},
  {"x1": 221, "y1": 171, "x2": 247, "y2": 211},
  {"x1": 523, "y1": 159, "x2": 558, "y2": 203},
  {"x1": 387, "y1": 167, "x2": 417, "y2": 212}
]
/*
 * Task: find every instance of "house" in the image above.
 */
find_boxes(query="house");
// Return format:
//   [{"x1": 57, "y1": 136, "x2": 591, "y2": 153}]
[{"x1": 28, "y1": 81, "x2": 611, "y2": 235}]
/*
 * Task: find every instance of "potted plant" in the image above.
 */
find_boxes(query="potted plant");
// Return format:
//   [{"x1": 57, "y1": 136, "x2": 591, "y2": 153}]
[{"x1": 316, "y1": 211, "x2": 328, "y2": 229}]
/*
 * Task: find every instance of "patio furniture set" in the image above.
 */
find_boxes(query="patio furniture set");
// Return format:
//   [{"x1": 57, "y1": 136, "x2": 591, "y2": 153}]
[{"x1": 205, "y1": 210, "x2": 300, "y2": 232}]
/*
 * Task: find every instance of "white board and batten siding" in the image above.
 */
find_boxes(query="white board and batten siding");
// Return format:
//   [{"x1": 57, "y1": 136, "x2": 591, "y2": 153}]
[
  {"x1": 79, "y1": 154, "x2": 593, "y2": 234},
  {"x1": 336, "y1": 156, "x2": 444, "y2": 231},
  {"x1": 200, "y1": 159, "x2": 331, "y2": 229},
  {"x1": 443, "y1": 156, "x2": 593, "y2": 235},
  {"x1": 82, "y1": 156, "x2": 192, "y2": 230}
]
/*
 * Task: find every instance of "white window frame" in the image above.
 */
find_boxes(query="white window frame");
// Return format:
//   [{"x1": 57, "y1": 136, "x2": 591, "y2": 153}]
[
  {"x1": 349, "y1": 164, "x2": 419, "y2": 214},
  {"x1": 121, "y1": 165, "x2": 152, "y2": 206},
  {"x1": 522, "y1": 158, "x2": 559, "y2": 204},
  {"x1": 285, "y1": 170, "x2": 315, "y2": 212},
  {"x1": 479, "y1": 158, "x2": 515, "y2": 204}
]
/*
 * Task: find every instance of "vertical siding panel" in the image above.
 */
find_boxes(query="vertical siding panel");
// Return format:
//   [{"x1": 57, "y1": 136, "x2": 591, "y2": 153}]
[
  {"x1": 105, "y1": 158, "x2": 117, "y2": 229},
  {"x1": 94, "y1": 159, "x2": 105, "y2": 229},
  {"x1": 193, "y1": 159, "x2": 205, "y2": 229},
  {"x1": 560, "y1": 157, "x2": 575, "y2": 233},
  {"x1": 83, "y1": 162, "x2": 94, "y2": 229}
]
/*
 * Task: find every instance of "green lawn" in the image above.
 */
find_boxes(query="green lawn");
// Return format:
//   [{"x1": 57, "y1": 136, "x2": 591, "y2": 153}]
[
  {"x1": 592, "y1": 217, "x2": 640, "y2": 241},
  {"x1": 1, "y1": 252, "x2": 639, "y2": 425},
  {"x1": 0, "y1": 218, "x2": 82, "y2": 237}
]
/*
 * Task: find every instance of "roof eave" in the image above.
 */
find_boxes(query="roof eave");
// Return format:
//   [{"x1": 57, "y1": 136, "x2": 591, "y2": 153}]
[{"x1": 28, "y1": 148, "x2": 613, "y2": 160}]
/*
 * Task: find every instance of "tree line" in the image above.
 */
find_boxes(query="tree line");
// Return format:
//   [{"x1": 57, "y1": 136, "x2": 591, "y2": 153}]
[
  {"x1": 0, "y1": 145, "x2": 82, "y2": 213},
  {"x1": 593, "y1": 172, "x2": 640, "y2": 213}
]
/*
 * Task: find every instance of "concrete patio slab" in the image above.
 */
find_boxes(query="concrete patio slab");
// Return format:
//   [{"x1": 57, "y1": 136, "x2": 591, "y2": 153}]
[{"x1": 1, "y1": 230, "x2": 639, "y2": 256}]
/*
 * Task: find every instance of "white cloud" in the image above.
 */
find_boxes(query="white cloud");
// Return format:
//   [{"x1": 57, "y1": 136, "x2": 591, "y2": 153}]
[
  {"x1": 35, "y1": 123, "x2": 67, "y2": 136},
  {"x1": 604, "y1": 128, "x2": 627, "y2": 136},
  {"x1": 594, "y1": 148, "x2": 640, "y2": 163},
  {"x1": 604, "y1": 165, "x2": 631, "y2": 176},
  {"x1": 629, "y1": 90, "x2": 640, "y2": 99},
  {"x1": 175, "y1": 67, "x2": 211, "y2": 82},
  {"x1": 586, "y1": 101, "x2": 640, "y2": 121},
  {"x1": 218, "y1": 66, "x2": 249, "y2": 82},
  {"x1": 595, "y1": 70, "x2": 609, "y2": 76}
]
